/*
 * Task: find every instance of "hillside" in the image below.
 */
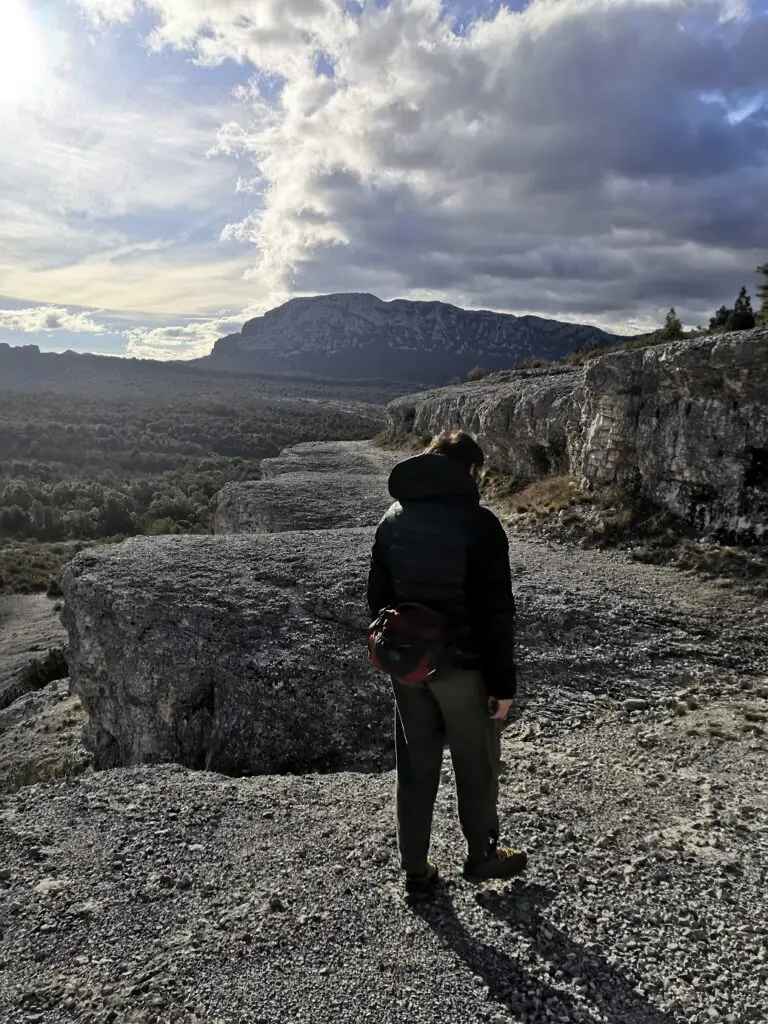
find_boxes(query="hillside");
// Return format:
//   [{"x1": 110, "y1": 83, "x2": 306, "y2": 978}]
[
  {"x1": 0, "y1": 342, "x2": 411, "y2": 400},
  {"x1": 198, "y1": 293, "x2": 625, "y2": 384}
]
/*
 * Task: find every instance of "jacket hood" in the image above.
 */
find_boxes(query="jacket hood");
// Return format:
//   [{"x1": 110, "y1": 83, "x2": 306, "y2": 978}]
[{"x1": 388, "y1": 453, "x2": 479, "y2": 503}]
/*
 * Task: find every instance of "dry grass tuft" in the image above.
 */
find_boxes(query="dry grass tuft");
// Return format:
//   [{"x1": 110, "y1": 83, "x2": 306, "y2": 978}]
[
  {"x1": 496, "y1": 474, "x2": 590, "y2": 515},
  {"x1": 373, "y1": 431, "x2": 430, "y2": 454}
]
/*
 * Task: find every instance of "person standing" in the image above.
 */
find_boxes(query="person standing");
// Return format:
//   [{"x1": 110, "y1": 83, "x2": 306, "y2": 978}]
[{"x1": 367, "y1": 431, "x2": 527, "y2": 901}]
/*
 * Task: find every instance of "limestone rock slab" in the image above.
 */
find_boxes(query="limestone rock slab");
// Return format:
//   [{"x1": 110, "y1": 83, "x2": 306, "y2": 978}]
[{"x1": 62, "y1": 531, "x2": 390, "y2": 776}]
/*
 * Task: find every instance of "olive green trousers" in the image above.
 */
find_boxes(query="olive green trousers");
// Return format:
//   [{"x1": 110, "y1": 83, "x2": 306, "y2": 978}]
[{"x1": 392, "y1": 668, "x2": 502, "y2": 875}]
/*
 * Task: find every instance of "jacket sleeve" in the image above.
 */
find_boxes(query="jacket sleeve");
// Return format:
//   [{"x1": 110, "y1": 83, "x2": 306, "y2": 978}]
[
  {"x1": 467, "y1": 507, "x2": 517, "y2": 700},
  {"x1": 367, "y1": 527, "x2": 395, "y2": 620}
]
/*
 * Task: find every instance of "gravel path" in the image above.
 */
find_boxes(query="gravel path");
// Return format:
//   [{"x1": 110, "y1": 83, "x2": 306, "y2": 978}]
[{"x1": 0, "y1": 440, "x2": 766, "y2": 1024}]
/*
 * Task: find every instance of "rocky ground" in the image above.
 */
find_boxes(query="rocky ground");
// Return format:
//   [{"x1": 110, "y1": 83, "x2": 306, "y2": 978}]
[
  {"x1": 0, "y1": 440, "x2": 766, "y2": 1024},
  {"x1": 0, "y1": 680, "x2": 89, "y2": 794},
  {"x1": 0, "y1": 595, "x2": 67, "y2": 711},
  {"x1": 0, "y1": 596, "x2": 80, "y2": 795}
]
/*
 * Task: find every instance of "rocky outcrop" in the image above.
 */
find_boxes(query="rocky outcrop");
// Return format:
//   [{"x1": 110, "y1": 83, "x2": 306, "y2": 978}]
[
  {"x1": 61, "y1": 532, "x2": 392, "y2": 776},
  {"x1": 215, "y1": 473, "x2": 391, "y2": 533},
  {"x1": 260, "y1": 440, "x2": 399, "y2": 478},
  {"x1": 215, "y1": 442, "x2": 399, "y2": 534},
  {"x1": 388, "y1": 328, "x2": 768, "y2": 538},
  {"x1": 63, "y1": 440, "x2": 768, "y2": 781}
]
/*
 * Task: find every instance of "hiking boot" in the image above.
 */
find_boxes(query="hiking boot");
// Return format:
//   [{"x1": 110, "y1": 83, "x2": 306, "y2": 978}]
[
  {"x1": 405, "y1": 861, "x2": 439, "y2": 902},
  {"x1": 462, "y1": 845, "x2": 528, "y2": 882}
]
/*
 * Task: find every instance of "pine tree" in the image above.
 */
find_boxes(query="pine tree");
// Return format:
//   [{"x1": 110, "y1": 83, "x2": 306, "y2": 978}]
[
  {"x1": 709, "y1": 305, "x2": 731, "y2": 332},
  {"x1": 661, "y1": 307, "x2": 683, "y2": 340},
  {"x1": 726, "y1": 286, "x2": 755, "y2": 332},
  {"x1": 757, "y1": 262, "x2": 768, "y2": 325}
]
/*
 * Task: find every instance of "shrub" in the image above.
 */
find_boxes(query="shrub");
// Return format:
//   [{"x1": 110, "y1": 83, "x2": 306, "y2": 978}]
[
  {"x1": 505, "y1": 475, "x2": 589, "y2": 514},
  {"x1": 146, "y1": 517, "x2": 185, "y2": 536}
]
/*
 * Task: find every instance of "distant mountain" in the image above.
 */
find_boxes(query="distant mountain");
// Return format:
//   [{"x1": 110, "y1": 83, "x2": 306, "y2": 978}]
[{"x1": 197, "y1": 293, "x2": 627, "y2": 384}]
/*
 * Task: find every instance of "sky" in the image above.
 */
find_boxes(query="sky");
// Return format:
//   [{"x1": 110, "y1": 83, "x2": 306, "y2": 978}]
[{"x1": 0, "y1": 0, "x2": 767, "y2": 360}]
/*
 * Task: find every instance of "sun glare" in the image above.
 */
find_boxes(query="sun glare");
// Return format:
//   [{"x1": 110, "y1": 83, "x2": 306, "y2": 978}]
[{"x1": 0, "y1": 0, "x2": 44, "y2": 106}]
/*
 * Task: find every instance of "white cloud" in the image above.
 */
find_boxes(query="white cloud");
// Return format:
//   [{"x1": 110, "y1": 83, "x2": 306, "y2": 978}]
[
  {"x1": 1, "y1": 93, "x2": 241, "y2": 225},
  {"x1": 3, "y1": 238, "x2": 260, "y2": 319},
  {"x1": 56, "y1": 0, "x2": 768, "y2": 332},
  {"x1": 69, "y1": 0, "x2": 136, "y2": 26},
  {"x1": 0, "y1": 305, "x2": 108, "y2": 334},
  {"x1": 125, "y1": 314, "x2": 243, "y2": 359},
  {"x1": 73, "y1": 0, "x2": 350, "y2": 74}
]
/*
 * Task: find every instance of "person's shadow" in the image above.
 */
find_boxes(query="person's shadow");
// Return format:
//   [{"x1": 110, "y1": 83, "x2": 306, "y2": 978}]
[{"x1": 412, "y1": 881, "x2": 677, "y2": 1023}]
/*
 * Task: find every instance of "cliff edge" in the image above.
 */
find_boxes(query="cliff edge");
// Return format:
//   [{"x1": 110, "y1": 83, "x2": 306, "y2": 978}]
[{"x1": 387, "y1": 328, "x2": 768, "y2": 539}]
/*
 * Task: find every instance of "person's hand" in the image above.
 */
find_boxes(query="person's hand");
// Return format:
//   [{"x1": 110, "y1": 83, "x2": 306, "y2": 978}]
[{"x1": 490, "y1": 698, "x2": 514, "y2": 720}]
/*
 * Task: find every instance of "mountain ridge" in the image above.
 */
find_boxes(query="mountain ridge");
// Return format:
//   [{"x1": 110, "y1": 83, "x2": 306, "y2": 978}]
[{"x1": 198, "y1": 292, "x2": 628, "y2": 384}]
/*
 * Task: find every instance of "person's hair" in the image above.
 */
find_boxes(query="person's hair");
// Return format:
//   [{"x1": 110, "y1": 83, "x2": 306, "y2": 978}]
[{"x1": 424, "y1": 430, "x2": 485, "y2": 469}]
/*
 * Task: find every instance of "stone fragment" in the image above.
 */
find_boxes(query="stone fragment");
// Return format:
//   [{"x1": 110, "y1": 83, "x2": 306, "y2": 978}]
[{"x1": 623, "y1": 698, "x2": 650, "y2": 713}]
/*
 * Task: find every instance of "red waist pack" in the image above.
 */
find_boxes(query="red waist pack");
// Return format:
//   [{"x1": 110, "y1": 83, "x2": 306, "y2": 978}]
[{"x1": 367, "y1": 603, "x2": 450, "y2": 683}]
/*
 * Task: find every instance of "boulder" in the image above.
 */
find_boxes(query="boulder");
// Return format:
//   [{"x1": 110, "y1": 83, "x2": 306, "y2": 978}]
[{"x1": 62, "y1": 531, "x2": 392, "y2": 776}]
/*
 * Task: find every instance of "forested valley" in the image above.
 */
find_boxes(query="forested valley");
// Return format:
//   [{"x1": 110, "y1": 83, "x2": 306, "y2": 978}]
[{"x1": 0, "y1": 358, "x2": 391, "y2": 592}]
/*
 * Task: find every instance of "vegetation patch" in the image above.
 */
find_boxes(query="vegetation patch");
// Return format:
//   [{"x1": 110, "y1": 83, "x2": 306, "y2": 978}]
[
  {"x1": 673, "y1": 539, "x2": 768, "y2": 583},
  {"x1": 1, "y1": 748, "x2": 91, "y2": 794},
  {"x1": 476, "y1": 469, "x2": 768, "y2": 592},
  {"x1": 0, "y1": 540, "x2": 90, "y2": 594},
  {"x1": 373, "y1": 431, "x2": 430, "y2": 454},
  {"x1": 490, "y1": 474, "x2": 589, "y2": 514}
]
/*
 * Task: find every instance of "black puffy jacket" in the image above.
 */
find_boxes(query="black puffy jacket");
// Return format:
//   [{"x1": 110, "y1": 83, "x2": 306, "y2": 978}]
[{"x1": 366, "y1": 453, "x2": 517, "y2": 699}]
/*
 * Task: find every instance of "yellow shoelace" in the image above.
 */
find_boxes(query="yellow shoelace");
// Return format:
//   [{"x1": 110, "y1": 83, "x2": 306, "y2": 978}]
[{"x1": 496, "y1": 847, "x2": 523, "y2": 859}]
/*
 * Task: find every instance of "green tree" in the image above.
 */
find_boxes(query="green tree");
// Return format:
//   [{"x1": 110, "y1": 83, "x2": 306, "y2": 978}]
[
  {"x1": 661, "y1": 307, "x2": 683, "y2": 341},
  {"x1": 709, "y1": 305, "x2": 731, "y2": 332},
  {"x1": 726, "y1": 286, "x2": 755, "y2": 332},
  {"x1": 0, "y1": 505, "x2": 29, "y2": 538},
  {"x1": 467, "y1": 366, "x2": 486, "y2": 382},
  {"x1": 100, "y1": 491, "x2": 136, "y2": 537},
  {"x1": 756, "y1": 262, "x2": 768, "y2": 325}
]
